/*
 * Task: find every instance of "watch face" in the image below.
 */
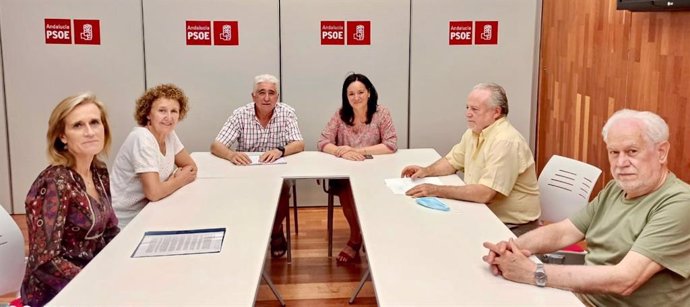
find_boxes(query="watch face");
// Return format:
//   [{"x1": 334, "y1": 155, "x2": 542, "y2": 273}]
[{"x1": 536, "y1": 271, "x2": 547, "y2": 286}]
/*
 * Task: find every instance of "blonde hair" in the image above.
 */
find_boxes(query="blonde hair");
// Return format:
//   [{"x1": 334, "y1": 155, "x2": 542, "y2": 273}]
[
  {"x1": 134, "y1": 84, "x2": 189, "y2": 126},
  {"x1": 47, "y1": 92, "x2": 111, "y2": 167}
]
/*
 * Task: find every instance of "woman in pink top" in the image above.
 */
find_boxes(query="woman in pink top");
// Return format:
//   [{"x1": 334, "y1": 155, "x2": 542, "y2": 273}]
[{"x1": 317, "y1": 73, "x2": 398, "y2": 263}]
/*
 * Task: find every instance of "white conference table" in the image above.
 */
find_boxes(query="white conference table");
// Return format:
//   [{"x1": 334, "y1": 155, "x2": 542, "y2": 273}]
[
  {"x1": 49, "y1": 177, "x2": 283, "y2": 306},
  {"x1": 49, "y1": 149, "x2": 582, "y2": 306}
]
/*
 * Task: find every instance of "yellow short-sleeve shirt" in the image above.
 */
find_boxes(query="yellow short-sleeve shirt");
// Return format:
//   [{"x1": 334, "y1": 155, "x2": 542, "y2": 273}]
[{"x1": 445, "y1": 118, "x2": 540, "y2": 224}]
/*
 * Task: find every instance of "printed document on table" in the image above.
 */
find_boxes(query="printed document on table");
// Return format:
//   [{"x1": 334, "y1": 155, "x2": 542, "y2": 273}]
[
  {"x1": 131, "y1": 228, "x2": 226, "y2": 258},
  {"x1": 248, "y1": 153, "x2": 287, "y2": 165},
  {"x1": 384, "y1": 177, "x2": 443, "y2": 195}
]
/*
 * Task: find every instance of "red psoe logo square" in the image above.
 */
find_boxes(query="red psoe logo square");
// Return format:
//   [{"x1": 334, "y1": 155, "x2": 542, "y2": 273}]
[
  {"x1": 474, "y1": 21, "x2": 499, "y2": 45},
  {"x1": 45, "y1": 18, "x2": 72, "y2": 44},
  {"x1": 74, "y1": 19, "x2": 100, "y2": 45},
  {"x1": 347, "y1": 21, "x2": 370, "y2": 45},
  {"x1": 186, "y1": 20, "x2": 211, "y2": 46},
  {"x1": 214, "y1": 21, "x2": 239, "y2": 46},
  {"x1": 321, "y1": 21, "x2": 345, "y2": 45},
  {"x1": 449, "y1": 21, "x2": 472, "y2": 45}
]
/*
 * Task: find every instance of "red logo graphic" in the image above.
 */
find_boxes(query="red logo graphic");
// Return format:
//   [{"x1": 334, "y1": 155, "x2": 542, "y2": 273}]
[
  {"x1": 213, "y1": 21, "x2": 239, "y2": 46},
  {"x1": 45, "y1": 18, "x2": 72, "y2": 44},
  {"x1": 73, "y1": 19, "x2": 100, "y2": 45},
  {"x1": 321, "y1": 21, "x2": 345, "y2": 45},
  {"x1": 346, "y1": 21, "x2": 370, "y2": 45},
  {"x1": 474, "y1": 21, "x2": 498, "y2": 45},
  {"x1": 449, "y1": 21, "x2": 472, "y2": 45},
  {"x1": 186, "y1": 20, "x2": 211, "y2": 46}
]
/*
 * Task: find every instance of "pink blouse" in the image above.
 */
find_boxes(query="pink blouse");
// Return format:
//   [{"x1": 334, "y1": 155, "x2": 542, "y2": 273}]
[{"x1": 317, "y1": 105, "x2": 398, "y2": 151}]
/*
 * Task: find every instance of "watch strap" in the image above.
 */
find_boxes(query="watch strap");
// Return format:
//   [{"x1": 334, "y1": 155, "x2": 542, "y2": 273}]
[{"x1": 535, "y1": 263, "x2": 547, "y2": 287}]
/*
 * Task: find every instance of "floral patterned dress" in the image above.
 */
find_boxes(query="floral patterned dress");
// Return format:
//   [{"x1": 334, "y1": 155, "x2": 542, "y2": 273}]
[{"x1": 21, "y1": 164, "x2": 119, "y2": 307}]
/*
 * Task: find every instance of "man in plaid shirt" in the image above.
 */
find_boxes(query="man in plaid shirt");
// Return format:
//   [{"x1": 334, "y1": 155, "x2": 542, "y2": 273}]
[{"x1": 211, "y1": 74, "x2": 304, "y2": 258}]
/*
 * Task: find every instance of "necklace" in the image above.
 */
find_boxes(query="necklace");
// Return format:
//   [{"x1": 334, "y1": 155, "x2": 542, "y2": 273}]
[
  {"x1": 81, "y1": 170, "x2": 96, "y2": 190},
  {"x1": 85, "y1": 177, "x2": 95, "y2": 188}
]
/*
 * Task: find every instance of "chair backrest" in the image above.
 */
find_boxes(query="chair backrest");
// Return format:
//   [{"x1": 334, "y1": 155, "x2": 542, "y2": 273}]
[
  {"x1": 0, "y1": 206, "x2": 25, "y2": 295},
  {"x1": 538, "y1": 155, "x2": 602, "y2": 223}
]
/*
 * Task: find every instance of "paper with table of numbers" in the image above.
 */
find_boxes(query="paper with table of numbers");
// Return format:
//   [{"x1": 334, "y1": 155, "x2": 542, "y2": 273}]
[{"x1": 131, "y1": 228, "x2": 226, "y2": 258}]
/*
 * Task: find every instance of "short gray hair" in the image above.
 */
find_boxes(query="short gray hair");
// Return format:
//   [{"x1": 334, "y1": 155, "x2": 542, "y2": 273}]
[
  {"x1": 601, "y1": 109, "x2": 669, "y2": 144},
  {"x1": 473, "y1": 82, "x2": 508, "y2": 115},
  {"x1": 253, "y1": 74, "x2": 279, "y2": 94}
]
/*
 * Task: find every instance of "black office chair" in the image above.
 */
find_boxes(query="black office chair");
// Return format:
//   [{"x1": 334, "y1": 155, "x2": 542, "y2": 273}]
[
  {"x1": 320, "y1": 179, "x2": 336, "y2": 258},
  {"x1": 287, "y1": 181, "x2": 298, "y2": 234},
  {"x1": 284, "y1": 180, "x2": 299, "y2": 263},
  {"x1": 284, "y1": 179, "x2": 337, "y2": 263}
]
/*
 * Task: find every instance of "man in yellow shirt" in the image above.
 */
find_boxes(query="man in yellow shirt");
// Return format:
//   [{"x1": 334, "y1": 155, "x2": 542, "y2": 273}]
[{"x1": 402, "y1": 82, "x2": 540, "y2": 235}]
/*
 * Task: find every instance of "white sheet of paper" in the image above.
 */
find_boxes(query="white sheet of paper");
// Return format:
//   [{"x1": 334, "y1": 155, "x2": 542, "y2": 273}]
[
  {"x1": 132, "y1": 228, "x2": 225, "y2": 258},
  {"x1": 248, "y1": 154, "x2": 287, "y2": 165},
  {"x1": 384, "y1": 177, "x2": 443, "y2": 195}
]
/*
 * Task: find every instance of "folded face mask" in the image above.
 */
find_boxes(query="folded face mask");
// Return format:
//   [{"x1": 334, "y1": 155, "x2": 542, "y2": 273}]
[{"x1": 416, "y1": 197, "x2": 450, "y2": 212}]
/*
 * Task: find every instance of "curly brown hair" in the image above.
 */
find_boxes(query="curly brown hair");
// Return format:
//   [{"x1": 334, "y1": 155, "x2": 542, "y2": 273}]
[{"x1": 134, "y1": 84, "x2": 189, "y2": 126}]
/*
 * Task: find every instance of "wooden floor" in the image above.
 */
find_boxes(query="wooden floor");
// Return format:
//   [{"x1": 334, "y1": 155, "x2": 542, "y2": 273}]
[{"x1": 2, "y1": 208, "x2": 377, "y2": 306}]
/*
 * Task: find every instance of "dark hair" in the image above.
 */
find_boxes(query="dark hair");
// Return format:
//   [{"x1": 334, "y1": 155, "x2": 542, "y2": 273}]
[{"x1": 339, "y1": 73, "x2": 378, "y2": 126}]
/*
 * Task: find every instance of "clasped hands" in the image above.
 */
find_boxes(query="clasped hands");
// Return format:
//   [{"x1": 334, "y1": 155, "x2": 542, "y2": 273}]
[
  {"x1": 172, "y1": 165, "x2": 197, "y2": 184},
  {"x1": 334, "y1": 145, "x2": 366, "y2": 161},
  {"x1": 482, "y1": 238, "x2": 537, "y2": 284}
]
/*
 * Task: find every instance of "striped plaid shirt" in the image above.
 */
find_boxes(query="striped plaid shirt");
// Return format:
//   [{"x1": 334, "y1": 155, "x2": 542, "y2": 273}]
[{"x1": 215, "y1": 102, "x2": 303, "y2": 152}]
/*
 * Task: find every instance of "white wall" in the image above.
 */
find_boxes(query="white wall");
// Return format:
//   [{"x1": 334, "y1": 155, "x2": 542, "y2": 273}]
[
  {"x1": 409, "y1": 0, "x2": 541, "y2": 155},
  {"x1": 0, "y1": 0, "x2": 145, "y2": 213},
  {"x1": 0, "y1": 0, "x2": 541, "y2": 211},
  {"x1": 142, "y1": 0, "x2": 280, "y2": 153},
  {"x1": 0, "y1": 41, "x2": 10, "y2": 212},
  {"x1": 281, "y1": 0, "x2": 410, "y2": 151}
]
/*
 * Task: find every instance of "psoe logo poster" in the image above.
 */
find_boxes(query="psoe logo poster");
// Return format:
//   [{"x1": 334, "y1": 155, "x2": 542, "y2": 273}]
[
  {"x1": 186, "y1": 20, "x2": 211, "y2": 46},
  {"x1": 214, "y1": 21, "x2": 239, "y2": 46},
  {"x1": 346, "y1": 21, "x2": 370, "y2": 45},
  {"x1": 45, "y1": 18, "x2": 72, "y2": 44},
  {"x1": 74, "y1": 19, "x2": 101, "y2": 45},
  {"x1": 449, "y1": 21, "x2": 472, "y2": 45},
  {"x1": 474, "y1": 21, "x2": 499, "y2": 45},
  {"x1": 321, "y1": 21, "x2": 345, "y2": 45}
]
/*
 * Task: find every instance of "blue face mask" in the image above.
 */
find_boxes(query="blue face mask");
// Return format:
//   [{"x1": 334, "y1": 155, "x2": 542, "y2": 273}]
[{"x1": 416, "y1": 197, "x2": 450, "y2": 212}]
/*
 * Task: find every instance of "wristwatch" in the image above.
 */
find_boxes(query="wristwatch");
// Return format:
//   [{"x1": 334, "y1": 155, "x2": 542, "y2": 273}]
[
  {"x1": 276, "y1": 146, "x2": 285, "y2": 157},
  {"x1": 535, "y1": 263, "x2": 547, "y2": 287}
]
